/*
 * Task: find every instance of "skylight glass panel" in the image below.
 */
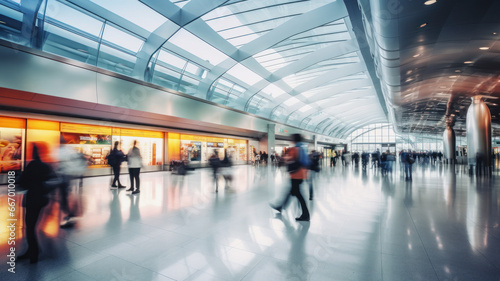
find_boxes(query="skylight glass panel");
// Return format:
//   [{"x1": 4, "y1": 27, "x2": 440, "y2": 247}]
[
  {"x1": 102, "y1": 24, "x2": 143, "y2": 53},
  {"x1": 226, "y1": 63, "x2": 262, "y2": 86},
  {"x1": 168, "y1": 29, "x2": 228, "y2": 65},
  {"x1": 261, "y1": 84, "x2": 285, "y2": 98},
  {"x1": 299, "y1": 105, "x2": 313, "y2": 112},
  {"x1": 157, "y1": 50, "x2": 186, "y2": 70},
  {"x1": 185, "y1": 62, "x2": 202, "y2": 76},
  {"x1": 284, "y1": 97, "x2": 300, "y2": 107},
  {"x1": 172, "y1": 0, "x2": 190, "y2": 8},
  {"x1": 45, "y1": 1, "x2": 103, "y2": 37},
  {"x1": 226, "y1": 33, "x2": 259, "y2": 47},
  {"x1": 89, "y1": 0, "x2": 167, "y2": 33},
  {"x1": 203, "y1": 0, "x2": 331, "y2": 48}
]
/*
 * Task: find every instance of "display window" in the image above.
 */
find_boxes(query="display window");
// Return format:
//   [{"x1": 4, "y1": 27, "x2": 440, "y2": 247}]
[
  {"x1": 180, "y1": 140, "x2": 202, "y2": 162},
  {"x1": 27, "y1": 119, "x2": 60, "y2": 163},
  {"x1": 181, "y1": 134, "x2": 224, "y2": 163},
  {"x1": 113, "y1": 128, "x2": 164, "y2": 167},
  {"x1": 206, "y1": 141, "x2": 224, "y2": 160},
  {"x1": 0, "y1": 117, "x2": 25, "y2": 173},
  {"x1": 117, "y1": 136, "x2": 163, "y2": 166},
  {"x1": 227, "y1": 139, "x2": 247, "y2": 161},
  {"x1": 60, "y1": 132, "x2": 112, "y2": 167}
]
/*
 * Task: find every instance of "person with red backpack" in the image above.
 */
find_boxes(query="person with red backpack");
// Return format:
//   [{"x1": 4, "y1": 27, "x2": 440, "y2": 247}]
[{"x1": 270, "y1": 134, "x2": 310, "y2": 221}]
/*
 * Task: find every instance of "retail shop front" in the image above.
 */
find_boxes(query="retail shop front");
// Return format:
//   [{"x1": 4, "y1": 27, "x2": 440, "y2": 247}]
[
  {"x1": 0, "y1": 116, "x2": 25, "y2": 183},
  {"x1": 60, "y1": 123, "x2": 164, "y2": 175},
  {"x1": 168, "y1": 133, "x2": 248, "y2": 168}
]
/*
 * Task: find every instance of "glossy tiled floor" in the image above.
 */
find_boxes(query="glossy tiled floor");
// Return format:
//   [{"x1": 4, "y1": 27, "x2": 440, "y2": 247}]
[{"x1": 1, "y1": 161, "x2": 500, "y2": 280}]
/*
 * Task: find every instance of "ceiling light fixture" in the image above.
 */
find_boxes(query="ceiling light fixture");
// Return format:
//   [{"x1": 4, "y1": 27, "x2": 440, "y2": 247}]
[
  {"x1": 420, "y1": 23, "x2": 427, "y2": 28},
  {"x1": 0, "y1": 21, "x2": 5, "y2": 25},
  {"x1": 479, "y1": 47, "x2": 490, "y2": 50},
  {"x1": 424, "y1": 0, "x2": 437, "y2": 5},
  {"x1": 449, "y1": 75, "x2": 457, "y2": 78},
  {"x1": 455, "y1": 70, "x2": 461, "y2": 73},
  {"x1": 464, "y1": 61, "x2": 474, "y2": 64},
  {"x1": 413, "y1": 54, "x2": 421, "y2": 58}
]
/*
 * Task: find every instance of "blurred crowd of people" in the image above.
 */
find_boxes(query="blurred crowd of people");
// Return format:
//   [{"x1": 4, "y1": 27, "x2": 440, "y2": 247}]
[
  {"x1": 14, "y1": 134, "x2": 453, "y2": 263},
  {"x1": 16, "y1": 139, "x2": 145, "y2": 263}
]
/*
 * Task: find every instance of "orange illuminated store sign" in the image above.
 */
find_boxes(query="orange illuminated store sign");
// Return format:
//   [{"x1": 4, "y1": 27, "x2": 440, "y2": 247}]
[
  {"x1": 61, "y1": 123, "x2": 112, "y2": 135},
  {"x1": 27, "y1": 119, "x2": 59, "y2": 130},
  {"x1": 117, "y1": 128, "x2": 163, "y2": 139},
  {"x1": 181, "y1": 134, "x2": 225, "y2": 143},
  {"x1": 0, "y1": 116, "x2": 25, "y2": 128}
]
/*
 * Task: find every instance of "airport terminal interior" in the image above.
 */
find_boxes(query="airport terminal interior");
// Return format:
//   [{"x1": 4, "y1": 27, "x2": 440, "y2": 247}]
[{"x1": 0, "y1": 0, "x2": 499, "y2": 280}]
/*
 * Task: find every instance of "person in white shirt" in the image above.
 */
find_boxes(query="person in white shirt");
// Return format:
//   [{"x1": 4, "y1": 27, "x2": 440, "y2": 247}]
[{"x1": 126, "y1": 140, "x2": 142, "y2": 194}]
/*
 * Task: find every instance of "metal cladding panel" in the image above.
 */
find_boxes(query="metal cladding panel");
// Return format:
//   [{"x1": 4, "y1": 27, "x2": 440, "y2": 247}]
[
  {"x1": 442, "y1": 126, "x2": 456, "y2": 161},
  {"x1": 466, "y1": 97, "x2": 492, "y2": 166},
  {"x1": 0, "y1": 45, "x2": 97, "y2": 104}
]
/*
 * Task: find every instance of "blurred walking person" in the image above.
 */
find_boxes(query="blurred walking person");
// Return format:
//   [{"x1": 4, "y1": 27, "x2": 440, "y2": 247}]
[
  {"x1": 220, "y1": 149, "x2": 234, "y2": 189},
  {"x1": 19, "y1": 142, "x2": 57, "y2": 263},
  {"x1": 270, "y1": 134, "x2": 310, "y2": 221},
  {"x1": 209, "y1": 151, "x2": 221, "y2": 192},
  {"x1": 308, "y1": 150, "x2": 320, "y2": 200},
  {"x1": 107, "y1": 141, "x2": 126, "y2": 189},
  {"x1": 58, "y1": 144, "x2": 87, "y2": 223},
  {"x1": 126, "y1": 140, "x2": 142, "y2": 194}
]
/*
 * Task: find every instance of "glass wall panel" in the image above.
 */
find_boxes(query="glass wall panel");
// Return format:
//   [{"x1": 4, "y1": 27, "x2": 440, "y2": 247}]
[
  {"x1": 179, "y1": 75, "x2": 200, "y2": 95},
  {"x1": 0, "y1": 3, "x2": 25, "y2": 44},
  {"x1": 151, "y1": 65, "x2": 181, "y2": 90},
  {"x1": 97, "y1": 45, "x2": 136, "y2": 76},
  {"x1": 157, "y1": 50, "x2": 187, "y2": 71},
  {"x1": 42, "y1": 23, "x2": 99, "y2": 65}
]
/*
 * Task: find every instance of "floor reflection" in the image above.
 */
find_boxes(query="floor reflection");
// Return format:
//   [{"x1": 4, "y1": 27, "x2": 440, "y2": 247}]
[{"x1": 0, "y1": 163, "x2": 499, "y2": 280}]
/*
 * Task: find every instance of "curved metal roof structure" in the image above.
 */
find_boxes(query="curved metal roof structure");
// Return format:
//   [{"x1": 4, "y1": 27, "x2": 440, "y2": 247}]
[{"x1": 0, "y1": 0, "x2": 389, "y2": 138}]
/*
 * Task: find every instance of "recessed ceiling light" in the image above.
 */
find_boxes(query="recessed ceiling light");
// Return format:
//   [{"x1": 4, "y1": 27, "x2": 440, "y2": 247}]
[
  {"x1": 493, "y1": 32, "x2": 497, "y2": 35},
  {"x1": 464, "y1": 61, "x2": 474, "y2": 64},
  {"x1": 449, "y1": 75, "x2": 457, "y2": 78},
  {"x1": 424, "y1": 0, "x2": 437, "y2": 5},
  {"x1": 413, "y1": 54, "x2": 421, "y2": 58},
  {"x1": 420, "y1": 23, "x2": 427, "y2": 28},
  {"x1": 455, "y1": 70, "x2": 461, "y2": 73},
  {"x1": 479, "y1": 47, "x2": 490, "y2": 50}
]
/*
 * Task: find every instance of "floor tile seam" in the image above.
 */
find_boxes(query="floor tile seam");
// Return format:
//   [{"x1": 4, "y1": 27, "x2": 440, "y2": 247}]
[
  {"x1": 470, "y1": 247, "x2": 500, "y2": 271},
  {"x1": 237, "y1": 257, "x2": 268, "y2": 281},
  {"x1": 58, "y1": 269, "x2": 100, "y2": 281},
  {"x1": 403, "y1": 197, "x2": 441, "y2": 281},
  {"x1": 104, "y1": 252, "x2": 175, "y2": 279},
  {"x1": 66, "y1": 254, "x2": 110, "y2": 271}
]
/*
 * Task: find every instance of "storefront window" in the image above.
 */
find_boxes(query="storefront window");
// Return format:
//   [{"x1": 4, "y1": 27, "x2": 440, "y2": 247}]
[
  {"x1": 60, "y1": 132, "x2": 112, "y2": 167},
  {"x1": 113, "y1": 129, "x2": 163, "y2": 166},
  {"x1": 180, "y1": 140, "x2": 202, "y2": 162},
  {"x1": 0, "y1": 126, "x2": 24, "y2": 173}
]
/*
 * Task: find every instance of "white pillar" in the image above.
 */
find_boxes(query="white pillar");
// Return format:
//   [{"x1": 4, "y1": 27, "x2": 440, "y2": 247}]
[{"x1": 267, "y1": 124, "x2": 276, "y2": 163}]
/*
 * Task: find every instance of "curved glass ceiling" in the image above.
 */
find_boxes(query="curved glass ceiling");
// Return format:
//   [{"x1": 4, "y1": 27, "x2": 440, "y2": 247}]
[{"x1": 0, "y1": 0, "x2": 387, "y2": 138}]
